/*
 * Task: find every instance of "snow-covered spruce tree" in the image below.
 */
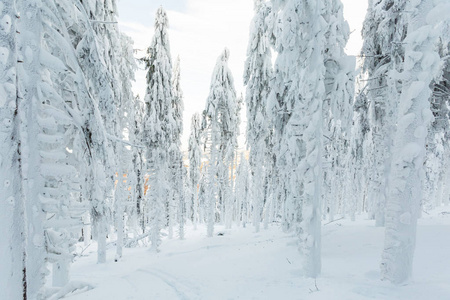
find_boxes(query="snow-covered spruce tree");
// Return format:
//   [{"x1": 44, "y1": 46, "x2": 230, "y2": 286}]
[
  {"x1": 267, "y1": 0, "x2": 297, "y2": 232},
  {"x1": 0, "y1": 0, "x2": 133, "y2": 295},
  {"x1": 143, "y1": 7, "x2": 180, "y2": 251},
  {"x1": 361, "y1": 0, "x2": 408, "y2": 226},
  {"x1": 347, "y1": 90, "x2": 372, "y2": 219},
  {"x1": 229, "y1": 93, "x2": 242, "y2": 227},
  {"x1": 268, "y1": 0, "x2": 327, "y2": 278},
  {"x1": 380, "y1": 0, "x2": 449, "y2": 284},
  {"x1": 244, "y1": 0, "x2": 273, "y2": 232},
  {"x1": 56, "y1": 0, "x2": 118, "y2": 264},
  {"x1": 16, "y1": 1, "x2": 48, "y2": 295},
  {"x1": 188, "y1": 112, "x2": 202, "y2": 227},
  {"x1": 263, "y1": 127, "x2": 277, "y2": 228},
  {"x1": 0, "y1": 2, "x2": 25, "y2": 298},
  {"x1": 131, "y1": 96, "x2": 146, "y2": 234},
  {"x1": 235, "y1": 153, "x2": 252, "y2": 227},
  {"x1": 425, "y1": 43, "x2": 450, "y2": 209},
  {"x1": 198, "y1": 169, "x2": 208, "y2": 224},
  {"x1": 167, "y1": 56, "x2": 185, "y2": 239},
  {"x1": 322, "y1": 0, "x2": 355, "y2": 220},
  {"x1": 424, "y1": 132, "x2": 445, "y2": 209},
  {"x1": 76, "y1": 0, "x2": 135, "y2": 261},
  {"x1": 202, "y1": 48, "x2": 239, "y2": 236},
  {"x1": 69, "y1": 0, "x2": 138, "y2": 262},
  {"x1": 14, "y1": 0, "x2": 113, "y2": 295},
  {"x1": 113, "y1": 33, "x2": 137, "y2": 260}
]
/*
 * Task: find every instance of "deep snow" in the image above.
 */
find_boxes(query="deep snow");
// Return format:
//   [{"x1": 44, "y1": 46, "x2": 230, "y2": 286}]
[{"x1": 64, "y1": 207, "x2": 450, "y2": 300}]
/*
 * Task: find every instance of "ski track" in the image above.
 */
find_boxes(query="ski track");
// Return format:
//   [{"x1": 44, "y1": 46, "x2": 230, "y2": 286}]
[
  {"x1": 136, "y1": 268, "x2": 195, "y2": 300},
  {"x1": 164, "y1": 237, "x2": 284, "y2": 258}
]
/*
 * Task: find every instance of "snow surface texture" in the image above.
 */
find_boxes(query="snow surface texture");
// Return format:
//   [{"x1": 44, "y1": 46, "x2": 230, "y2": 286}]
[{"x1": 64, "y1": 207, "x2": 450, "y2": 300}]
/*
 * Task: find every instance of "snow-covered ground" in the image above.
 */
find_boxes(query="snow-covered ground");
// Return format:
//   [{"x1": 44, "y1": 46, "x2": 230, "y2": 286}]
[{"x1": 65, "y1": 207, "x2": 450, "y2": 300}]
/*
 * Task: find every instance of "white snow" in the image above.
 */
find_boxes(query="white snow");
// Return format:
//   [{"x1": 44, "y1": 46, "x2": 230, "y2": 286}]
[
  {"x1": 400, "y1": 212, "x2": 412, "y2": 225},
  {"x1": 414, "y1": 126, "x2": 428, "y2": 139},
  {"x1": 1, "y1": 14, "x2": 12, "y2": 34},
  {"x1": 63, "y1": 207, "x2": 450, "y2": 300},
  {"x1": 3, "y1": 117, "x2": 12, "y2": 128},
  {"x1": 400, "y1": 143, "x2": 422, "y2": 163},
  {"x1": 7, "y1": 196, "x2": 14, "y2": 205},
  {"x1": 426, "y1": 3, "x2": 450, "y2": 26},
  {"x1": 0, "y1": 84, "x2": 7, "y2": 107},
  {"x1": 407, "y1": 81, "x2": 425, "y2": 100},
  {"x1": 0, "y1": 46, "x2": 9, "y2": 66}
]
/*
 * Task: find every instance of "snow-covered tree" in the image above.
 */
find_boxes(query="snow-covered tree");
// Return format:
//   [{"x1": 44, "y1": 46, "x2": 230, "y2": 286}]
[
  {"x1": 0, "y1": 2, "x2": 24, "y2": 298},
  {"x1": 56, "y1": 0, "x2": 119, "y2": 264},
  {"x1": 268, "y1": 0, "x2": 327, "y2": 278},
  {"x1": 244, "y1": 0, "x2": 273, "y2": 232},
  {"x1": 381, "y1": 0, "x2": 449, "y2": 284},
  {"x1": 425, "y1": 42, "x2": 450, "y2": 209},
  {"x1": 113, "y1": 33, "x2": 137, "y2": 261},
  {"x1": 143, "y1": 7, "x2": 181, "y2": 251},
  {"x1": 188, "y1": 113, "x2": 202, "y2": 227},
  {"x1": 346, "y1": 90, "x2": 372, "y2": 219},
  {"x1": 361, "y1": 0, "x2": 408, "y2": 226},
  {"x1": 1, "y1": 0, "x2": 134, "y2": 296},
  {"x1": 131, "y1": 96, "x2": 146, "y2": 232},
  {"x1": 322, "y1": 0, "x2": 355, "y2": 220},
  {"x1": 169, "y1": 56, "x2": 185, "y2": 239},
  {"x1": 10, "y1": 0, "x2": 118, "y2": 296},
  {"x1": 202, "y1": 48, "x2": 239, "y2": 236},
  {"x1": 235, "y1": 153, "x2": 252, "y2": 227}
]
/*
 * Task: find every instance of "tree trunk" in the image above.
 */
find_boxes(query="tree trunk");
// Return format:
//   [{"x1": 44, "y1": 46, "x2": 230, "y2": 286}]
[{"x1": 381, "y1": 0, "x2": 441, "y2": 283}]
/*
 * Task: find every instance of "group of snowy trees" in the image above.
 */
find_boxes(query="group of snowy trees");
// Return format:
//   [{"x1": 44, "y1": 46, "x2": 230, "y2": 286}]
[
  {"x1": 0, "y1": 0, "x2": 142, "y2": 298},
  {"x1": 361, "y1": 0, "x2": 450, "y2": 284},
  {"x1": 237, "y1": 0, "x2": 450, "y2": 284},
  {"x1": 2, "y1": 0, "x2": 450, "y2": 297}
]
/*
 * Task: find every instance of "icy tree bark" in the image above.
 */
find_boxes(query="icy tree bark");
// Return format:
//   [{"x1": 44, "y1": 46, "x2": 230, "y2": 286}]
[{"x1": 381, "y1": 0, "x2": 446, "y2": 284}]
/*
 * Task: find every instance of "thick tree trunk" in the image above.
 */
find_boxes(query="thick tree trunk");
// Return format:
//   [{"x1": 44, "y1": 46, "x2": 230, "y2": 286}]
[
  {"x1": 381, "y1": 0, "x2": 441, "y2": 283},
  {"x1": 0, "y1": 3, "x2": 24, "y2": 298}
]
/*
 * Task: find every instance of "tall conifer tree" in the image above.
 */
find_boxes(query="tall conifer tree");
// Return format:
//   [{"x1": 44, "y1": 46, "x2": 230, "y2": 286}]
[
  {"x1": 202, "y1": 49, "x2": 238, "y2": 236},
  {"x1": 244, "y1": 0, "x2": 273, "y2": 232},
  {"x1": 143, "y1": 7, "x2": 181, "y2": 251}
]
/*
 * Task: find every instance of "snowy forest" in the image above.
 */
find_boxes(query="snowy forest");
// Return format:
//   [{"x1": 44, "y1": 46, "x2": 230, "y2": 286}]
[{"x1": 1, "y1": 0, "x2": 450, "y2": 299}]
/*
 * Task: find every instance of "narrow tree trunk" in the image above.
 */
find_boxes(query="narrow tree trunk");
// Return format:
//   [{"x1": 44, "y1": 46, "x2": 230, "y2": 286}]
[
  {"x1": 206, "y1": 151, "x2": 216, "y2": 237},
  {"x1": 83, "y1": 212, "x2": 91, "y2": 246},
  {"x1": 97, "y1": 218, "x2": 107, "y2": 264}
]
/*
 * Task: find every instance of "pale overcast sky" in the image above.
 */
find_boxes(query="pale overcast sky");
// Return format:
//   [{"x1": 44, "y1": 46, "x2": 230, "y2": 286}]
[{"x1": 116, "y1": 0, "x2": 368, "y2": 149}]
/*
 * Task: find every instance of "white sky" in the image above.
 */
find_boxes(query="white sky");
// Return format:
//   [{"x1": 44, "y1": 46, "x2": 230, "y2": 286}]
[{"x1": 117, "y1": 0, "x2": 368, "y2": 150}]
